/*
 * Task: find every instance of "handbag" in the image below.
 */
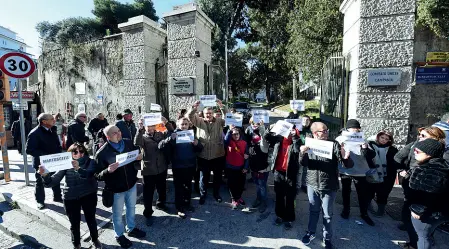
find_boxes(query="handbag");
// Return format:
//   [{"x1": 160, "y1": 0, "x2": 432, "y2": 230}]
[{"x1": 102, "y1": 188, "x2": 114, "y2": 208}]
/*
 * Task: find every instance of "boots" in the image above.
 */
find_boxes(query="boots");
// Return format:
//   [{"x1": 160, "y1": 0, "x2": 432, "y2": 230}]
[{"x1": 373, "y1": 204, "x2": 386, "y2": 217}]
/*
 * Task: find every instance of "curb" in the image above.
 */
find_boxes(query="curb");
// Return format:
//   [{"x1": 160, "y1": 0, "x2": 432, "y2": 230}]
[{"x1": 0, "y1": 222, "x2": 48, "y2": 249}]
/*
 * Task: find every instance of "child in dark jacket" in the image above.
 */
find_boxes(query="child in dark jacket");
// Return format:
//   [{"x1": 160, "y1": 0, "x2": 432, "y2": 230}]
[
  {"x1": 224, "y1": 125, "x2": 249, "y2": 209},
  {"x1": 159, "y1": 117, "x2": 203, "y2": 218}
]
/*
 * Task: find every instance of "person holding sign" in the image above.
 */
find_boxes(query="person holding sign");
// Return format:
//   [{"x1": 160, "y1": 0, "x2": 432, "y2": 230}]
[
  {"x1": 187, "y1": 99, "x2": 227, "y2": 205},
  {"x1": 159, "y1": 117, "x2": 203, "y2": 218},
  {"x1": 93, "y1": 125, "x2": 145, "y2": 249},
  {"x1": 337, "y1": 119, "x2": 377, "y2": 226},
  {"x1": 134, "y1": 116, "x2": 172, "y2": 226},
  {"x1": 265, "y1": 124, "x2": 302, "y2": 230},
  {"x1": 224, "y1": 125, "x2": 249, "y2": 209},
  {"x1": 299, "y1": 122, "x2": 353, "y2": 249},
  {"x1": 26, "y1": 113, "x2": 63, "y2": 210},
  {"x1": 38, "y1": 143, "x2": 102, "y2": 249}
]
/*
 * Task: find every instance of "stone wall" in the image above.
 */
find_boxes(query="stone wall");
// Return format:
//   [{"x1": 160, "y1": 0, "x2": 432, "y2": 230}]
[{"x1": 38, "y1": 35, "x2": 124, "y2": 122}]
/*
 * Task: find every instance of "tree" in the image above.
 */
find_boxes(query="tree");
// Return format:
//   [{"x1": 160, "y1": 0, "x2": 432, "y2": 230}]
[{"x1": 417, "y1": 0, "x2": 449, "y2": 38}]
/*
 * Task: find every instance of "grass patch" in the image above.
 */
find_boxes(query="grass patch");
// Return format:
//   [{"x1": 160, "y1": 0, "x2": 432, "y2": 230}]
[
  {"x1": 9, "y1": 201, "x2": 20, "y2": 210},
  {"x1": 275, "y1": 100, "x2": 320, "y2": 119}
]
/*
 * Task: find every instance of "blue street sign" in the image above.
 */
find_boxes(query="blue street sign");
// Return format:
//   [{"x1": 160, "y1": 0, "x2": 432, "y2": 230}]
[{"x1": 415, "y1": 67, "x2": 449, "y2": 84}]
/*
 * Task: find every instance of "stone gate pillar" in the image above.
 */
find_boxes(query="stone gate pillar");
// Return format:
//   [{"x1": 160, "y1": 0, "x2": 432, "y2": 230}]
[
  {"x1": 164, "y1": 3, "x2": 215, "y2": 120},
  {"x1": 340, "y1": 0, "x2": 416, "y2": 146},
  {"x1": 119, "y1": 15, "x2": 166, "y2": 115}
]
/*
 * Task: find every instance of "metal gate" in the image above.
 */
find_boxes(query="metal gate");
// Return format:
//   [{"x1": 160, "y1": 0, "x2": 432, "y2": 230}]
[
  {"x1": 155, "y1": 60, "x2": 169, "y2": 118},
  {"x1": 320, "y1": 52, "x2": 349, "y2": 139}
]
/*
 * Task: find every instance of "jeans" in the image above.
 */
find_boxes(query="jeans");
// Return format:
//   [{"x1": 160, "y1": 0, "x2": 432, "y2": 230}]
[
  {"x1": 112, "y1": 184, "x2": 137, "y2": 237},
  {"x1": 64, "y1": 192, "x2": 98, "y2": 247},
  {"x1": 252, "y1": 172, "x2": 269, "y2": 201},
  {"x1": 411, "y1": 214, "x2": 449, "y2": 249},
  {"x1": 143, "y1": 171, "x2": 167, "y2": 218},
  {"x1": 274, "y1": 171, "x2": 297, "y2": 222},
  {"x1": 198, "y1": 157, "x2": 222, "y2": 197},
  {"x1": 341, "y1": 175, "x2": 374, "y2": 215},
  {"x1": 226, "y1": 168, "x2": 246, "y2": 201},
  {"x1": 173, "y1": 167, "x2": 195, "y2": 210},
  {"x1": 307, "y1": 186, "x2": 336, "y2": 240},
  {"x1": 34, "y1": 171, "x2": 62, "y2": 204}
]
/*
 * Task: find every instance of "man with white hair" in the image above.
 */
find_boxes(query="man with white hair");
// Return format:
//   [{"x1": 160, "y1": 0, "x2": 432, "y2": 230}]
[
  {"x1": 94, "y1": 125, "x2": 144, "y2": 248},
  {"x1": 26, "y1": 113, "x2": 63, "y2": 209},
  {"x1": 66, "y1": 112, "x2": 89, "y2": 149}
]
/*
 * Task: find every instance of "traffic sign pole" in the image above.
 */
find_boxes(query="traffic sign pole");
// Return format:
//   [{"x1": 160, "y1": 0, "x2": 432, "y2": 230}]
[
  {"x1": 18, "y1": 80, "x2": 30, "y2": 186},
  {"x1": 0, "y1": 103, "x2": 11, "y2": 182}
]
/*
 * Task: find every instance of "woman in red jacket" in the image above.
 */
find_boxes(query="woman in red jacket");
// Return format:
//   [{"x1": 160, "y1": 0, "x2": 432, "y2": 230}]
[{"x1": 224, "y1": 125, "x2": 249, "y2": 209}]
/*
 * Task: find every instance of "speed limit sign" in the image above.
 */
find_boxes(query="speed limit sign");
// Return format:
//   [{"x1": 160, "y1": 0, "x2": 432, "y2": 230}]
[{"x1": 0, "y1": 52, "x2": 36, "y2": 79}]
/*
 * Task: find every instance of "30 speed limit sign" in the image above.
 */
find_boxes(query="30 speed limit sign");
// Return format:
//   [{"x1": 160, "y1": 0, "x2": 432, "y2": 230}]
[{"x1": 0, "y1": 52, "x2": 36, "y2": 79}]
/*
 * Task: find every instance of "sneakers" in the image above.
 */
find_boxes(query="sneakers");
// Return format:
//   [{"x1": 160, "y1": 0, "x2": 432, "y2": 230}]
[
  {"x1": 340, "y1": 210, "x2": 350, "y2": 219},
  {"x1": 284, "y1": 222, "x2": 293, "y2": 230},
  {"x1": 127, "y1": 228, "x2": 146, "y2": 238},
  {"x1": 231, "y1": 201, "x2": 239, "y2": 210},
  {"x1": 238, "y1": 198, "x2": 246, "y2": 206},
  {"x1": 361, "y1": 214, "x2": 375, "y2": 226},
  {"x1": 252, "y1": 199, "x2": 261, "y2": 208},
  {"x1": 258, "y1": 202, "x2": 267, "y2": 213},
  {"x1": 323, "y1": 239, "x2": 334, "y2": 249},
  {"x1": 116, "y1": 235, "x2": 132, "y2": 248},
  {"x1": 274, "y1": 217, "x2": 283, "y2": 226},
  {"x1": 214, "y1": 195, "x2": 223, "y2": 203},
  {"x1": 91, "y1": 239, "x2": 102, "y2": 249},
  {"x1": 301, "y1": 232, "x2": 316, "y2": 245},
  {"x1": 398, "y1": 242, "x2": 417, "y2": 249},
  {"x1": 199, "y1": 196, "x2": 206, "y2": 205},
  {"x1": 37, "y1": 202, "x2": 46, "y2": 210}
]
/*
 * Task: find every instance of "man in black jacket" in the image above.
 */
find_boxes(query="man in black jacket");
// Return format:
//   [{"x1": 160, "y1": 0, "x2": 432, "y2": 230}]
[
  {"x1": 66, "y1": 112, "x2": 89, "y2": 149},
  {"x1": 26, "y1": 113, "x2": 62, "y2": 209},
  {"x1": 299, "y1": 122, "x2": 352, "y2": 249},
  {"x1": 88, "y1": 112, "x2": 109, "y2": 138},
  {"x1": 94, "y1": 125, "x2": 145, "y2": 248},
  {"x1": 11, "y1": 117, "x2": 32, "y2": 154}
]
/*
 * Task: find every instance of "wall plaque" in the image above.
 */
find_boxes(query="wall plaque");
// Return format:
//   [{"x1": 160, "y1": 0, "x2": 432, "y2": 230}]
[
  {"x1": 367, "y1": 69, "x2": 402, "y2": 86},
  {"x1": 171, "y1": 77, "x2": 194, "y2": 94}
]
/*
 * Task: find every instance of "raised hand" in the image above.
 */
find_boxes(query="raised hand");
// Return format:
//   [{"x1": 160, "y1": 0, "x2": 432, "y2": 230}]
[{"x1": 108, "y1": 162, "x2": 120, "y2": 173}]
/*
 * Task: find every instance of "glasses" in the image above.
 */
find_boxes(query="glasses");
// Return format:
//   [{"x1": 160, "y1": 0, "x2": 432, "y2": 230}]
[
  {"x1": 418, "y1": 133, "x2": 427, "y2": 138},
  {"x1": 316, "y1": 129, "x2": 329, "y2": 134},
  {"x1": 73, "y1": 150, "x2": 85, "y2": 155}
]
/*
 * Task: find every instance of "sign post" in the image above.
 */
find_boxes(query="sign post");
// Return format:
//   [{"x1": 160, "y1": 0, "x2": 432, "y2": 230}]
[{"x1": 0, "y1": 52, "x2": 36, "y2": 186}]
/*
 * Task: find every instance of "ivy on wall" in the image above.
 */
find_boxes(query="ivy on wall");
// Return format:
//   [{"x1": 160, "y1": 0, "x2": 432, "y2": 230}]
[{"x1": 416, "y1": 0, "x2": 449, "y2": 38}]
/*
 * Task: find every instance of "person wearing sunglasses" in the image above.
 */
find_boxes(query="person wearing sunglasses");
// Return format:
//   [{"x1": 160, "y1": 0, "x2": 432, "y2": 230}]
[
  {"x1": 66, "y1": 112, "x2": 90, "y2": 150},
  {"x1": 399, "y1": 139, "x2": 448, "y2": 249},
  {"x1": 38, "y1": 143, "x2": 102, "y2": 249},
  {"x1": 395, "y1": 126, "x2": 446, "y2": 232}
]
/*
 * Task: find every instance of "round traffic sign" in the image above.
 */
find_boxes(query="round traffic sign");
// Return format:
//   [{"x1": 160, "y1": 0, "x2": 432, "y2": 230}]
[{"x1": 0, "y1": 52, "x2": 36, "y2": 78}]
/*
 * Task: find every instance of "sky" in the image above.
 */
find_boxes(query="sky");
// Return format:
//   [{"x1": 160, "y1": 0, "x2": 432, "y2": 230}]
[{"x1": 0, "y1": 0, "x2": 192, "y2": 57}]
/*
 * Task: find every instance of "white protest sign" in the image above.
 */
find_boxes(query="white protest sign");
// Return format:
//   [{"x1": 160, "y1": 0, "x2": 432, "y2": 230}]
[
  {"x1": 285, "y1": 119, "x2": 303, "y2": 131},
  {"x1": 40, "y1": 152, "x2": 72, "y2": 173},
  {"x1": 290, "y1": 100, "x2": 305, "y2": 111},
  {"x1": 142, "y1": 112, "x2": 162, "y2": 126},
  {"x1": 252, "y1": 110, "x2": 270, "y2": 123},
  {"x1": 225, "y1": 113, "x2": 243, "y2": 127},
  {"x1": 176, "y1": 130, "x2": 195, "y2": 144},
  {"x1": 271, "y1": 120, "x2": 294, "y2": 138},
  {"x1": 341, "y1": 131, "x2": 365, "y2": 143},
  {"x1": 150, "y1": 103, "x2": 161, "y2": 111},
  {"x1": 116, "y1": 150, "x2": 140, "y2": 167},
  {"x1": 199, "y1": 95, "x2": 217, "y2": 107},
  {"x1": 305, "y1": 137, "x2": 334, "y2": 159}
]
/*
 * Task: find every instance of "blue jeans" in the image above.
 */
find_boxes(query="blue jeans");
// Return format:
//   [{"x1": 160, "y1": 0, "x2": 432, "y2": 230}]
[
  {"x1": 252, "y1": 172, "x2": 269, "y2": 201},
  {"x1": 307, "y1": 186, "x2": 336, "y2": 240},
  {"x1": 411, "y1": 214, "x2": 449, "y2": 249},
  {"x1": 112, "y1": 184, "x2": 137, "y2": 237}
]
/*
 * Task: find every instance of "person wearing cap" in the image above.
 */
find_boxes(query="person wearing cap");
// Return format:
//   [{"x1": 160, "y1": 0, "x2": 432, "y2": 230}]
[
  {"x1": 299, "y1": 122, "x2": 353, "y2": 249},
  {"x1": 399, "y1": 139, "x2": 449, "y2": 249},
  {"x1": 432, "y1": 112, "x2": 449, "y2": 151},
  {"x1": 337, "y1": 119, "x2": 377, "y2": 226},
  {"x1": 88, "y1": 112, "x2": 109, "y2": 138},
  {"x1": 116, "y1": 109, "x2": 137, "y2": 145},
  {"x1": 66, "y1": 112, "x2": 90, "y2": 150},
  {"x1": 187, "y1": 99, "x2": 227, "y2": 205},
  {"x1": 367, "y1": 131, "x2": 399, "y2": 217}
]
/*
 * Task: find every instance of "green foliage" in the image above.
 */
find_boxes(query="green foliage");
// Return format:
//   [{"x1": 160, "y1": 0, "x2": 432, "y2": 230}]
[
  {"x1": 416, "y1": 0, "x2": 449, "y2": 38},
  {"x1": 287, "y1": 0, "x2": 343, "y2": 83}
]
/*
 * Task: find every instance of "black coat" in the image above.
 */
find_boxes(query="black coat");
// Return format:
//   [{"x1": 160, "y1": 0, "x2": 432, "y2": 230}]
[
  {"x1": 11, "y1": 119, "x2": 32, "y2": 139},
  {"x1": 87, "y1": 118, "x2": 109, "y2": 136},
  {"x1": 394, "y1": 141, "x2": 419, "y2": 178},
  {"x1": 67, "y1": 119, "x2": 89, "y2": 149},
  {"x1": 26, "y1": 126, "x2": 62, "y2": 169},
  {"x1": 93, "y1": 141, "x2": 140, "y2": 193}
]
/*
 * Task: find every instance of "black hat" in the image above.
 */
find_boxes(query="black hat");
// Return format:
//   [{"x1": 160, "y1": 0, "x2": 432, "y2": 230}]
[
  {"x1": 123, "y1": 109, "x2": 133, "y2": 115},
  {"x1": 415, "y1": 139, "x2": 445, "y2": 158},
  {"x1": 346, "y1": 119, "x2": 361, "y2": 129}
]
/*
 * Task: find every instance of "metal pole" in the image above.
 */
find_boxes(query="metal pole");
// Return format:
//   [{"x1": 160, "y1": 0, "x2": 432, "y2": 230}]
[
  {"x1": 17, "y1": 79, "x2": 30, "y2": 186},
  {"x1": 292, "y1": 76, "x2": 296, "y2": 100},
  {"x1": 225, "y1": 36, "x2": 229, "y2": 104},
  {"x1": 0, "y1": 103, "x2": 11, "y2": 182}
]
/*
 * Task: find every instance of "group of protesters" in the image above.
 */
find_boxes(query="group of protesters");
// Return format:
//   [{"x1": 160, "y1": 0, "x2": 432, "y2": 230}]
[{"x1": 21, "y1": 99, "x2": 449, "y2": 249}]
